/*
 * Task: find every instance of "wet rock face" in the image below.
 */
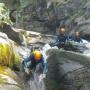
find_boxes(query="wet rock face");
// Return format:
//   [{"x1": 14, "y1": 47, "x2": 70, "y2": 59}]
[
  {"x1": 84, "y1": 1, "x2": 90, "y2": 19},
  {"x1": 15, "y1": 0, "x2": 88, "y2": 34},
  {"x1": 83, "y1": 34, "x2": 90, "y2": 41},
  {"x1": 45, "y1": 49, "x2": 90, "y2": 90},
  {"x1": 73, "y1": 20, "x2": 90, "y2": 41},
  {"x1": 1, "y1": 0, "x2": 90, "y2": 37},
  {"x1": 0, "y1": 0, "x2": 20, "y2": 10},
  {"x1": 0, "y1": 23, "x2": 23, "y2": 45}
]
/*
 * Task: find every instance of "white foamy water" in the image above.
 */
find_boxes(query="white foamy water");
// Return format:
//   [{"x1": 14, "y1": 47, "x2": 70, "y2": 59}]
[
  {"x1": 40, "y1": 44, "x2": 58, "y2": 62},
  {"x1": 82, "y1": 39, "x2": 90, "y2": 56},
  {"x1": 28, "y1": 44, "x2": 58, "y2": 90},
  {"x1": 27, "y1": 40, "x2": 90, "y2": 90}
]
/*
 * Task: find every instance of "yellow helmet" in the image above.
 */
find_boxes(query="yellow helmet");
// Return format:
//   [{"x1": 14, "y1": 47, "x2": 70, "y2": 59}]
[{"x1": 33, "y1": 50, "x2": 42, "y2": 61}]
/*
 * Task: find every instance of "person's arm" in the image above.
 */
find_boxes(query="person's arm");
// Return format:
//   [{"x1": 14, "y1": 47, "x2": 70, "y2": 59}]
[
  {"x1": 24, "y1": 57, "x2": 32, "y2": 70},
  {"x1": 22, "y1": 58, "x2": 27, "y2": 69},
  {"x1": 55, "y1": 35, "x2": 60, "y2": 43},
  {"x1": 23, "y1": 57, "x2": 31, "y2": 68}
]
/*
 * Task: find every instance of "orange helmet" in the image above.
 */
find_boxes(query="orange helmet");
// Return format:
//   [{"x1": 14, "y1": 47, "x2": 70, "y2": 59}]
[{"x1": 33, "y1": 50, "x2": 42, "y2": 61}]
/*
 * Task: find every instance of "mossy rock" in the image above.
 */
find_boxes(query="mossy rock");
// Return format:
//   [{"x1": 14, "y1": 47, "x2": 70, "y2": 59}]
[
  {"x1": 0, "y1": 36, "x2": 15, "y2": 67},
  {"x1": 0, "y1": 32, "x2": 21, "y2": 69}
]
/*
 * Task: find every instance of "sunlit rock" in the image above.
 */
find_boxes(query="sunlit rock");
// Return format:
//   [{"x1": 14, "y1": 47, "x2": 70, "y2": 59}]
[
  {"x1": 0, "y1": 32, "x2": 15, "y2": 67},
  {"x1": 0, "y1": 66, "x2": 22, "y2": 90}
]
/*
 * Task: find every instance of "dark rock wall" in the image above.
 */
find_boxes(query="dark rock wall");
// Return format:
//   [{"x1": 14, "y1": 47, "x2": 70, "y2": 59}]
[
  {"x1": 45, "y1": 49, "x2": 90, "y2": 90},
  {"x1": 11, "y1": 0, "x2": 90, "y2": 40},
  {"x1": 0, "y1": 23, "x2": 23, "y2": 44},
  {"x1": 1, "y1": 0, "x2": 90, "y2": 40}
]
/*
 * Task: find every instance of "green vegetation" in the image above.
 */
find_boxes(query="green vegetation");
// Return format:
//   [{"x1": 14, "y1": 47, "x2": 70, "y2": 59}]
[
  {"x1": 0, "y1": 3, "x2": 11, "y2": 25},
  {"x1": 19, "y1": 0, "x2": 29, "y2": 8},
  {"x1": 0, "y1": 36, "x2": 20, "y2": 68},
  {"x1": 0, "y1": 42, "x2": 14, "y2": 67}
]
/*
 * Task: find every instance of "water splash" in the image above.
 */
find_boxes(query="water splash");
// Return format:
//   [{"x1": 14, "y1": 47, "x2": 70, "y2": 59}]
[
  {"x1": 83, "y1": 39, "x2": 90, "y2": 56},
  {"x1": 28, "y1": 73, "x2": 45, "y2": 90},
  {"x1": 27, "y1": 40, "x2": 90, "y2": 90}
]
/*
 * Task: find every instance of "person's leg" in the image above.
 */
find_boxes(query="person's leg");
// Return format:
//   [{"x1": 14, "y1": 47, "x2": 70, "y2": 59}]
[{"x1": 35, "y1": 63, "x2": 43, "y2": 74}]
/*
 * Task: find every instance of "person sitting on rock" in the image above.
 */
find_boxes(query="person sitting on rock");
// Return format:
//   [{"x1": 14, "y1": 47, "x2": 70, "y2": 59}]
[
  {"x1": 22, "y1": 50, "x2": 48, "y2": 77},
  {"x1": 55, "y1": 27, "x2": 68, "y2": 48},
  {"x1": 69, "y1": 31, "x2": 83, "y2": 43}
]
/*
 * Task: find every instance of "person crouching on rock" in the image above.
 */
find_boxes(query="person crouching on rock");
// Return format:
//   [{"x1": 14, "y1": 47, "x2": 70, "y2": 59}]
[
  {"x1": 54, "y1": 27, "x2": 68, "y2": 48},
  {"x1": 22, "y1": 50, "x2": 48, "y2": 78}
]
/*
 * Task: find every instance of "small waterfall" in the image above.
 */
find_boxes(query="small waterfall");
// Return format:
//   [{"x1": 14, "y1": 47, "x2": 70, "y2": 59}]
[
  {"x1": 27, "y1": 44, "x2": 58, "y2": 90},
  {"x1": 28, "y1": 73, "x2": 45, "y2": 90},
  {"x1": 25, "y1": 41, "x2": 90, "y2": 90},
  {"x1": 83, "y1": 40, "x2": 90, "y2": 56}
]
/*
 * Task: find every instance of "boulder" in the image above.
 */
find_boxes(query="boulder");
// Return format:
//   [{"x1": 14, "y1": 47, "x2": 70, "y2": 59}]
[
  {"x1": 0, "y1": 23, "x2": 23, "y2": 45},
  {"x1": 0, "y1": 66, "x2": 22, "y2": 90},
  {"x1": 46, "y1": 49, "x2": 90, "y2": 90}
]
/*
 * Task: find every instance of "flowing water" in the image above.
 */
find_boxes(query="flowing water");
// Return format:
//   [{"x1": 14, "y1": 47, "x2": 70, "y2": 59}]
[
  {"x1": 28, "y1": 73, "x2": 45, "y2": 90},
  {"x1": 24, "y1": 41, "x2": 90, "y2": 90}
]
